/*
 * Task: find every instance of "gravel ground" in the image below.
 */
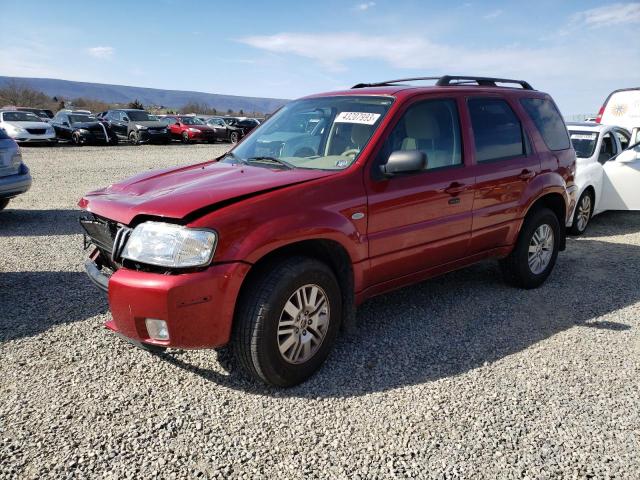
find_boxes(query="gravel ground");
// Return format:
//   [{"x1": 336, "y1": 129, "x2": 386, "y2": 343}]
[{"x1": 1, "y1": 144, "x2": 639, "y2": 479}]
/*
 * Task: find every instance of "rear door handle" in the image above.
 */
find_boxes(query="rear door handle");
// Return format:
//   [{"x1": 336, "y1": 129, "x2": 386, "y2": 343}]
[
  {"x1": 444, "y1": 182, "x2": 467, "y2": 195},
  {"x1": 518, "y1": 169, "x2": 535, "y2": 180}
]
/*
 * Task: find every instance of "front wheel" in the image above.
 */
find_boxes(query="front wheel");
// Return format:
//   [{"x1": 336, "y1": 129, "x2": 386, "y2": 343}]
[
  {"x1": 128, "y1": 131, "x2": 140, "y2": 145},
  {"x1": 569, "y1": 190, "x2": 593, "y2": 236},
  {"x1": 71, "y1": 131, "x2": 83, "y2": 146},
  {"x1": 233, "y1": 257, "x2": 342, "y2": 387},
  {"x1": 499, "y1": 207, "x2": 560, "y2": 289},
  {"x1": 229, "y1": 131, "x2": 239, "y2": 144}
]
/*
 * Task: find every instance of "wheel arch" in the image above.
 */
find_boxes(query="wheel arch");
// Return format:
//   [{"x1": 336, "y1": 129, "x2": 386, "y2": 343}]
[
  {"x1": 524, "y1": 191, "x2": 567, "y2": 250},
  {"x1": 235, "y1": 238, "x2": 357, "y2": 333}
]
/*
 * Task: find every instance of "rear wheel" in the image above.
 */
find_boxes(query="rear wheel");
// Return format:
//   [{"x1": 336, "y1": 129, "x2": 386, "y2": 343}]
[
  {"x1": 230, "y1": 131, "x2": 239, "y2": 144},
  {"x1": 181, "y1": 131, "x2": 191, "y2": 144},
  {"x1": 569, "y1": 190, "x2": 593, "y2": 236},
  {"x1": 0, "y1": 198, "x2": 10, "y2": 211},
  {"x1": 233, "y1": 257, "x2": 342, "y2": 386},
  {"x1": 500, "y1": 207, "x2": 560, "y2": 289}
]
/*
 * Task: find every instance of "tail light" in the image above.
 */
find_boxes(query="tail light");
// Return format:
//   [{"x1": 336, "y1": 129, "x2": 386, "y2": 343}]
[{"x1": 595, "y1": 106, "x2": 604, "y2": 123}]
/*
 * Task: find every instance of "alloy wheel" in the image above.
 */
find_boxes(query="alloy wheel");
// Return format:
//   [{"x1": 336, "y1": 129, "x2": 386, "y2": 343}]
[
  {"x1": 277, "y1": 284, "x2": 330, "y2": 364},
  {"x1": 527, "y1": 224, "x2": 554, "y2": 275},
  {"x1": 576, "y1": 195, "x2": 592, "y2": 232}
]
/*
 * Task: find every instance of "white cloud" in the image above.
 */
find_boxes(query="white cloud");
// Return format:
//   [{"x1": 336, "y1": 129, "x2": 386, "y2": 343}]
[
  {"x1": 354, "y1": 2, "x2": 376, "y2": 11},
  {"x1": 86, "y1": 46, "x2": 114, "y2": 59},
  {"x1": 483, "y1": 9, "x2": 503, "y2": 19},
  {"x1": 571, "y1": 2, "x2": 640, "y2": 28}
]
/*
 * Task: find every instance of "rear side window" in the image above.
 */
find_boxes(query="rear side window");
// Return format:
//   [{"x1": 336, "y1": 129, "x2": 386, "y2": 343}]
[
  {"x1": 468, "y1": 98, "x2": 525, "y2": 162},
  {"x1": 520, "y1": 98, "x2": 570, "y2": 151}
]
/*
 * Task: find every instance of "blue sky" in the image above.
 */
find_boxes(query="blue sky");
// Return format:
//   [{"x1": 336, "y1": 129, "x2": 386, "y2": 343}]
[{"x1": 1, "y1": 0, "x2": 639, "y2": 114}]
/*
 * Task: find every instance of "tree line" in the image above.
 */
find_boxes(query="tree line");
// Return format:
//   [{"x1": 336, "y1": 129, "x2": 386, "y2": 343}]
[{"x1": 0, "y1": 80, "x2": 262, "y2": 117}]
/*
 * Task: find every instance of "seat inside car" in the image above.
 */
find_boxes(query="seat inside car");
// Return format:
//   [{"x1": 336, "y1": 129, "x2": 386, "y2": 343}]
[{"x1": 400, "y1": 106, "x2": 453, "y2": 169}]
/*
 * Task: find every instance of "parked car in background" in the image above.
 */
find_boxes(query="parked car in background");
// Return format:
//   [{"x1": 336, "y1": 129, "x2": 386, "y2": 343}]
[
  {"x1": 79, "y1": 75, "x2": 576, "y2": 387},
  {"x1": 0, "y1": 111, "x2": 57, "y2": 145},
  {"x1": 596, "y1": 87, "x2": 640, "y2": 132},
  {"x1": 101, "y1": 109, "x2": 169, "y2": 145},
  {"x1": 205, "y1": 116, "x2": 243, "y2": 143},
  {"x1": 566, "y1": 122, "x2": 639, "y2": 234},
  {"x1": 16, "y1": 107, "x2": 55, "y2": 121},
  {"x1": 0, "y1": 128, "x2": 32, "y2": 210},
  {"x1": 160, "y1": 115, "x2": 217, "y2": 143},
  {"x1": 51, "y1": 111, "x2": 117, "y2": 146}
]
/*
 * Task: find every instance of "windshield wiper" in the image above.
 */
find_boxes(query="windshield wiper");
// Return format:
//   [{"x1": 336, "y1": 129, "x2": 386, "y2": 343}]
[
  {"x1": 222, "y1": 151, "x2": 247, "y2": 165},
  {"x1": 246, "y1": 156, "x2": 294, "y2": 169}
]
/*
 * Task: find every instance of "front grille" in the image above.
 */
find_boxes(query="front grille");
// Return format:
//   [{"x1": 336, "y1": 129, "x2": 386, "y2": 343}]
[
  {"x1": 26, "y1": 128, "x2": 46, "y2": 135},
  {"x1": 80, "y1": 216, "x2": 118, "y2": 254}
]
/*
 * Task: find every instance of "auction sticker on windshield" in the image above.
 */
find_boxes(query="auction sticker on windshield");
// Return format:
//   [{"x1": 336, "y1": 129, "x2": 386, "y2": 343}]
[
  {"x1": 570, "y1": 133, "x2": 597, "y2": 140},
  {"x1": 335, "y1": 112, "x2": 381, "y2": 125}
]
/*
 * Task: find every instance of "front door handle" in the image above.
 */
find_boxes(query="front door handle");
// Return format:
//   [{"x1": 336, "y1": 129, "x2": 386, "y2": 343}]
[
  {"x1": 518, "y1": 169, "x2": 536, "y2": 180},
  {"x1": 444, "y1": 182, "x2": 467, "y2": 195}
]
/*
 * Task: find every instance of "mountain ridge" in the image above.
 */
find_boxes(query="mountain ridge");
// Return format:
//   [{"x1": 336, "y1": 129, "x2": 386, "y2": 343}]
[{"x1": 0, "y1": 76, "x2": 288, "y2": 113}]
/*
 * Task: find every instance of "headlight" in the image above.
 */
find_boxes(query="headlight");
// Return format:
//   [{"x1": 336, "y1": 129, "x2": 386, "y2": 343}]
[
  {"x1": 188, "y1": 128, "x2": 200, "y2": 133},
  {"x1": 122, "y1": 221, "x2": 217, "y2": 268},
  {"x1": 136, "y1": 124, "x2": 148, "y2": 130}
]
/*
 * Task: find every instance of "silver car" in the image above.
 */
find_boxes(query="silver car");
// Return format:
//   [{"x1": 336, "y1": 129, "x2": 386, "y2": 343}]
[
  {"x1": 0, "y1": 128, "x2": 32, "y2": 210},
  {"x1": 0, "y1": 110, "x2": 57, "y2": 144}
]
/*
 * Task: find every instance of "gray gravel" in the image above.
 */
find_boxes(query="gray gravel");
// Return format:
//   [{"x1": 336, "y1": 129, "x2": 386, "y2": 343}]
[{"x1": 1, "y1": 144, "x2": 639, "y2": 479}]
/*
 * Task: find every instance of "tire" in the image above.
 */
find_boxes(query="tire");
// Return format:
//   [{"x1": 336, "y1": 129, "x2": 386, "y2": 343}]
[
  {"x1": 140, "y1": 343, "x2": 167, "y2": 354},
  {"x1": 71, "y1": 131, "x2": 83, "y2": 146},
  {"x1": 233, "y1": 257, "x2": 342, "y2": 387},
  {"x1": 499, "y1": 207, "x2": 560, "y2": 289},
  {"x1": 181, "y1": 131, "x2": 190, "y2": 144},
  {"x1": 230, "y1": 131, "x2": 239, "y2": 144},
  {"x1": 128, "y1": 131, "x2": 139, "y2": 145},
  {"x1": 0, "y1": 198, "x2": 9, "y2": 211},
  {"x1": 569, "y1": 190, "x2": 593, "y2": 236}
]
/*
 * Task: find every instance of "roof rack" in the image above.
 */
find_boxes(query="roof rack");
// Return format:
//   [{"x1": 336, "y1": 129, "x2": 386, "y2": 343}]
[{"x1": 351, "y1": 75, "x2": 534, "y2": 90}]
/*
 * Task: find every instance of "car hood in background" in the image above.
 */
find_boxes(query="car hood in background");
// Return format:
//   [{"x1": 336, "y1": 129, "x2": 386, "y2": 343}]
[
  {"x1": 4, "y1": 121, "x2": 50, "y2": 129},
  {"x1": 133, "y1": 121, "x2": 166, "y2": 128},
  {"x1": 79, "y1": 160, "x2": 336, "y2": 225}
]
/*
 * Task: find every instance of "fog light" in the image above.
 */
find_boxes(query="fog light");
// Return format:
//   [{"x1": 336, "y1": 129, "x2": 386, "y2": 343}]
[{"x1": 145, "y1": 319, "x2": 169, "y2": 341}]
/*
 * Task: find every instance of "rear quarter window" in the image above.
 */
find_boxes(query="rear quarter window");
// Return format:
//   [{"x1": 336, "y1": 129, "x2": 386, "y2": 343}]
[{"x1": 520, "y1": 98, "x2": 571, "y2": 151}]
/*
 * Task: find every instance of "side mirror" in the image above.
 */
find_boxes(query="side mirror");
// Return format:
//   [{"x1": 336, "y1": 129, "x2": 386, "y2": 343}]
[
  {"x1": 63, "y1": 121, "x2": 70, "y2": 127},
  {"x1": 380, "y1": 150, "x2": 427, "y2": 176},
  {"x1": 122, "y1": 117, "x2": 129, "y2": 122}
]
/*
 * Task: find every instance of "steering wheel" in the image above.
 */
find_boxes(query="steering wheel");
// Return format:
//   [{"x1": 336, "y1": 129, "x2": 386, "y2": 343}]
[{"x1": 341, "y1": 148, "x2": 360, "y2": 158}]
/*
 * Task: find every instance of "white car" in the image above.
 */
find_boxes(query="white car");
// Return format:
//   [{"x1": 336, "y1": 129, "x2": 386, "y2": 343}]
[
  {"x1": 0, "y1": 110, "x2": 57, "y2": 145},
  {"x1": 566, "y1": 122, "x2": 640, "y2": 234}
]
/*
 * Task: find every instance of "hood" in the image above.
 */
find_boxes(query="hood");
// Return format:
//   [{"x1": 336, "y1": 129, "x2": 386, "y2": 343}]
[
  {"x1": 133, "y1": 120, "x2": 165, "y2": 128},
  {"x1": 5, "y1": 121, "x2": 50, "y2": 129},
  {"x1": 72, "y1": 121, "x2": 106, "y2": 130},
  {"x1": 79, "y1": 160, "x2": 336, "y2": 225}
]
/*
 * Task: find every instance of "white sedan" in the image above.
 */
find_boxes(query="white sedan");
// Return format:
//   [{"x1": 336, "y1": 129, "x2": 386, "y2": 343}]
[
  {"x1": 0, "y1": 110, "x2": 57, "y2": 145},
  {"x1": 567, "y1": 122, "x2": 640, "y2": 234}
]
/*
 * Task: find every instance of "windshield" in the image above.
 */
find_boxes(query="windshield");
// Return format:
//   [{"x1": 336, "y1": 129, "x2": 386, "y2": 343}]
[
  {"x1": 181, "y1": 117, "x2": 205, "y2": 125},
  {"x1": 569, "y1": 130, "x2": 599, "y2": 158},
  {"x1": 224, "y1": 96, "x2": 394, "y2": 170},
  {"x1": 2, "y1": 112, "x2": 43, "y2": 122},
  {"x1": 69, "y1": 114, "x2": 97, "y2": 123},
  {"x1": 127, "y1": 111, "x2": 153, "y2": 121}
]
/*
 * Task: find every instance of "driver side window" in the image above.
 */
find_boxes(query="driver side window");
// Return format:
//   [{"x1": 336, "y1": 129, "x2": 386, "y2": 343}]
[
  {"x1": 380, "y1": 99, "x2": 462, "y2": 171},
  {"x1": 599, "y1": 132, "x2": 618, "y2": 164}
]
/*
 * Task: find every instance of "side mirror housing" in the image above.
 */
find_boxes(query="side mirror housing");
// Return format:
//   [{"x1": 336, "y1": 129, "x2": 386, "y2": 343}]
[{"x1": 380, "y1": 150, "x2": 427, "y2": 176}]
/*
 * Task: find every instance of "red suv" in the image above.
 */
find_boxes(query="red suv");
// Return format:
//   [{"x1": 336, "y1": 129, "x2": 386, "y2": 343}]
[
  {"x1": 80, "y1": 75, "x2": 576, "y2": 387},
  {"x1": 161, "y1": 115, "x2": 217, "y2": 143}
]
